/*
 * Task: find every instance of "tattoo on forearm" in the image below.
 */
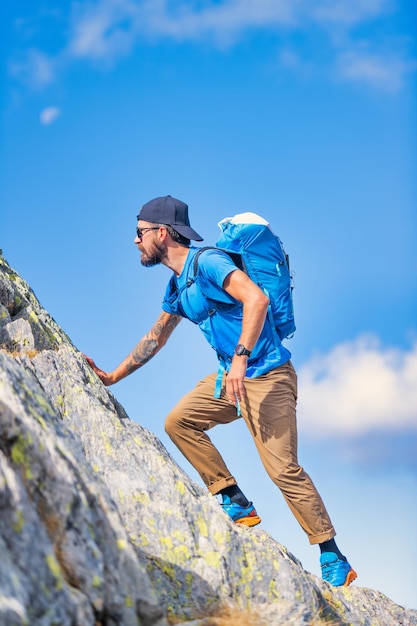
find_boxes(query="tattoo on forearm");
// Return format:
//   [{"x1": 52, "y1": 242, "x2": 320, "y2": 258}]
[
  {"x1": 152, "y1": 312, "x2": 181, "y2": 340},
  {"x1": 126, "y1": 339, "x2": 158, "y2": 373},
  {"x1": 125, "y1": 314, "x2": 181, "y2": 374},
  {"x1": 162, "y1": 314, "x2": 182, "y2": 338}
]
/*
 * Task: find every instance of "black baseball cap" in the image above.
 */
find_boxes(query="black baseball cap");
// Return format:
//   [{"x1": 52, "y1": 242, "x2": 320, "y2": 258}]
[{"x1": 137, "y1": 195, "x2": 203, "y2": 241}]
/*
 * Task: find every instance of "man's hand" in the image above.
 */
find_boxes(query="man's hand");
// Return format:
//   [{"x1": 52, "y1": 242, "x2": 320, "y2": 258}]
[
  {"x1": 83, "y1": 355, "x2": 115, "y2": 386},
  {"x1": 225, "y1": 355, "x2": 248, "y2": 406}
]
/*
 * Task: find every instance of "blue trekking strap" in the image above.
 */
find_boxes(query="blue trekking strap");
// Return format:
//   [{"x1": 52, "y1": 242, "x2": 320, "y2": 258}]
[
  {"x1": 214, "y1": 363, "x2": 225, "y2": 399},
  {"x1": 192, "y1": 247, "x2": 250, "y2": 414},
  {"x1": 193, "y1": 248, "x2": 236, "y2": 399},
  {"x1": 263, "y1": 287, "x2": 281, "y2": 358}
]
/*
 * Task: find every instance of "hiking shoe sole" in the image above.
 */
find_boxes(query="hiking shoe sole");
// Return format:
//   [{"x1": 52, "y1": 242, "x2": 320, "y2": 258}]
[
  {"x1": 221, "y1": 497, "x2": 261, "y2": 526},
  {"x1": 234, "y1": 512, "x2": 262, "y2": 527},
  {"x1": 343, "y1": 568, "x2": 358, "y2": 586}
]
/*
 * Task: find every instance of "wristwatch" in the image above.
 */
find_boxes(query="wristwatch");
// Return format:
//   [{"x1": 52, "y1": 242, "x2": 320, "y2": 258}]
[{"x1": 234, "y1": 344, "x2": 252, "y2": 357}]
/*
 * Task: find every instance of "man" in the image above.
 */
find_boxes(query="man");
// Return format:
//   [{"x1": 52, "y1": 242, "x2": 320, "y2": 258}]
[{"x1": 85, "y1": 194, "x2": 357, "y2": 587}]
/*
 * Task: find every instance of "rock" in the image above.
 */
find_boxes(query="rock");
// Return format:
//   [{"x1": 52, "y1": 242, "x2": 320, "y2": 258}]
[{"x1": 1, "y1": 254, "x2": 416, "y2": 626}]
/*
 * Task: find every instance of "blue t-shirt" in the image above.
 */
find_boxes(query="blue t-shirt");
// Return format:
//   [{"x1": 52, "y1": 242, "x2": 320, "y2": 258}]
[{"x1": 162, "y1": 247, "x2": 291, "y2": 377}]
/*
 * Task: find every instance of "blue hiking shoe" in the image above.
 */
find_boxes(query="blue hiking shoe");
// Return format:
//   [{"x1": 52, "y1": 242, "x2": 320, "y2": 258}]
[
  {"x1": 221, "y1": 495, "x2": 261, "y2": 527},
  {"x1": 320, "y1": 552, "x2": 357, "y2": 587}
]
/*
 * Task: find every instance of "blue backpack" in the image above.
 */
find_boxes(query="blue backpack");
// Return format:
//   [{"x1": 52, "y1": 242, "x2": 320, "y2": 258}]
[{"x1": 194, "y1": 212, "x2": 295, "y2": 342}]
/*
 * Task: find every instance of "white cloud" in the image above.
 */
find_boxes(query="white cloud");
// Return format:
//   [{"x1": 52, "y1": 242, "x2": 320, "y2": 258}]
[
  {"x1": 140, "y1": 0, "x2": 296, "y2": 42},
  {"x1": 9, "y1": 48, "x2": 55, "y2": 89},
  {"x1": 10, "y1": 0, "x2": 416, "y2": 93},
  {"x1": 335, "y1": 48, "x2": 415, "y2": 92},
  {"x1": 64, "y1": 0, "x2": 296, "y2": 61},
  {"x1": 68, "y1": 0, "x2": 141, "y2": 61},
  {"x1": 40, "y1": 106, "x2": 61, "y2": 125},
  {"x1": 63, "y1": 0, "x2": 415, "y2": 92},
  {"x1": 311, "y1": 0, "x2": 392, "y2": 27},
  {"x1": 297, "y1": 335, "x2": 417, "y2": 437},
  {"x1": 64, "y1": 0, "x2": 393, "y2": 55}
]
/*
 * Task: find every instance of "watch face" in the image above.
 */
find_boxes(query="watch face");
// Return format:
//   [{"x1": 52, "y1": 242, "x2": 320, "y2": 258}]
[{"x1": 235, "y1": 344, "x2": 251, "y2": 356}]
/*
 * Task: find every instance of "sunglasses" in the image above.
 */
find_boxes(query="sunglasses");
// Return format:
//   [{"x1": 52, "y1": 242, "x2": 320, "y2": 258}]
[{"x1": 136, "y1": 226, "x2": 160, "y2": 240}]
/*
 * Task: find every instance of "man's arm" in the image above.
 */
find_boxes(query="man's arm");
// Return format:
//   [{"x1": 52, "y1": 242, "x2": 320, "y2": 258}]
[
  {"x1": 222, "y1": 269, "x2": 270, "y2": 404},
  {"x1": 84, "y1": 311, "x2": 182, "y2": 386}
]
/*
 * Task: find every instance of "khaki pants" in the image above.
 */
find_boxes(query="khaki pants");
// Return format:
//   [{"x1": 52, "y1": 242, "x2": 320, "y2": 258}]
[{"x1": 165, "y1": 360, "x2": 335, "y2": 544}]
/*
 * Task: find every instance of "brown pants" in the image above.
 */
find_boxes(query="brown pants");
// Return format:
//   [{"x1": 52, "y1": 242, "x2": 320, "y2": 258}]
[{"x1": 165, "y1": 360, "x2": 335, "y2": 544}]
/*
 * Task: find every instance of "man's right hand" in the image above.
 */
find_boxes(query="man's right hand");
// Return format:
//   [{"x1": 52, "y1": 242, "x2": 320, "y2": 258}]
[{"x1": 83, "y1": 355, "x2": 115, "y2": 386}]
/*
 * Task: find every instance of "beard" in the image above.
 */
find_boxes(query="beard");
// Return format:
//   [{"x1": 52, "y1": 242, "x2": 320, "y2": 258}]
[{"x1": 140, "y1": 239, "x2": 168, "y2": 267}]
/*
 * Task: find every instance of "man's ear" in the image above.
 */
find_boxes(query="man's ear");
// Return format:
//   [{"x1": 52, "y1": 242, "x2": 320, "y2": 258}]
[{"x1": 158, "y1": 226, "x2": 169, "y2": 241}]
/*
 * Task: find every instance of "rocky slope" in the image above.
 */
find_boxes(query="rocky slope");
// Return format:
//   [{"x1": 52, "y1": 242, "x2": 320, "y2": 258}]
[{"x1": 0, "y1": 254, "x2": 416, "y2": 626}]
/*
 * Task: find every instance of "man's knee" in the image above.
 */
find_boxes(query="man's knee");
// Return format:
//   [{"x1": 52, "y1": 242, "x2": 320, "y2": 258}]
[
  {"x1": 164, "y1": 406, "x2": 181, "y2": 438},
  {"x1": 263, "y1": 460, "x2": 302, "y2": 487}
]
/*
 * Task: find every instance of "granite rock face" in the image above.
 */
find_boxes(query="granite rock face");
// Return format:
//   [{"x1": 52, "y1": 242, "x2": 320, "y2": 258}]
[{"x1": 0, "y1": 254, "x2": 416, "y2": 626}]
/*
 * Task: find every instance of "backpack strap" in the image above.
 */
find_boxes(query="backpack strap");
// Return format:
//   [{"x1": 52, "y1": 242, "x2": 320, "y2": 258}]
[
  {"x1": 214, "y1": 363, "x2": 225, "y2": 400},
  {"x1": 191, "y1": 246, "x2": 218, "y2": 277},
  {"x1": 192, "y1": 246, "x2": 243, "y2": 276},
  {"x1": 193, "y1": 247, "x2": 250, "y2": 407},
  {"x1": 191, "y1": 247, "x2": 242, "y2": 403}
]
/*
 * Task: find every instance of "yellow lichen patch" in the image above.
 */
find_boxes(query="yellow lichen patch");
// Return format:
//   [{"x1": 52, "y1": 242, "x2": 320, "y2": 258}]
[
  {"x1": 133, "y1": 492, "x2": 151, "y2": 506},
  {"x1": 255, "y1": 568, "x2": 263, "y2": 582},
  {"x1": 117, "y1": 539, "x2": 127, "y2": 550},
  {"x1": 125, "y1": 596, "x2": 134, "y2": 608},
  {"x1": 92, "y1": 575, "x2": 102, "y2": 588},
  {"x1": 12, "y1": 510, "x2": 25, "y2": 533},
  {"x1": 268, "y1": 578, "x2": 281, "y2": 600},
  {"x1": 11, "y1": 434, "x2": 32, "y2": 464},
  {"x1": 159, "y1": 562, "x2": 176, "y2": 581},
  {"x1": 239, "y1": 567, "x2": 253, "y2": 596},
  {"x1": 137, "y1": 532, "x2": 150, "y2": 547},
  {"x1": 294, "y1": 589, "x2": 304, "y2": 602},
  {"x1": 195, "y1": 514, "x2": 209, "y2": 538},
  {"x1": 237, "y1": 552, "x2": 258, "y2": 597},
  {"x1": 34, "y1": 393, "x2": 54, "y2": 416},
  {"x1": 28, "y1": 311, "x2": 39, "y2": 324},
  {"x1": 340, "y1": 586, "x2": 354, "y2": 601},
  {"x1": 185, "y1": 572, "x2": 194, "y2": 589},
  {"x1": 171, "y1": 530, "x2": 187, "y2": 544},
  {"x1": 322, "y1": 589, "x2": 348, "y2": 616},
  {"x1": 213, "y1": 530, "x2": 227, "y2": 545},
  {"x1": 100, "y1": 432, "x2": 114, "y2": 457},
  {"x1": 11, "y1": 434, "x2": 34, "y2": 480},
  {"x1": 91, "y1": 464, "x2": 100, "y2": 473},
  {"x1": 159, "y1": 540, "x2": 191, "y2": 567},
  {"x1": 133, "y1": 436, "x2": 144, "y2": 448},
  {"x1": 56, "y1": 395, "x2": 65, "y2": 406},
  {"x1": 34, "y1": 414, "x2": 47, "y2": 430},
  {"x1": 173, "y1": 545, "x2": 190, "y2": 563},
  {"x1": 161, "y1": 536, "x2": 174, "y2": 550},
  {"x1": 204, "y1": 551, "x2": 221, "y2": 569},
  {"x1": 175, "y1": 480, "x2": 186, "y2": 496},
  {"x1": 45, "y1": 554, "x2": 63, "y2": 590}
]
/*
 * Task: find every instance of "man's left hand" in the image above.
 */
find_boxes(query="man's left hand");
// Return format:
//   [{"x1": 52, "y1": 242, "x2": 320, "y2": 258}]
[{"x1": 225, "y1": 356, "x2": 248, "y2": 406}]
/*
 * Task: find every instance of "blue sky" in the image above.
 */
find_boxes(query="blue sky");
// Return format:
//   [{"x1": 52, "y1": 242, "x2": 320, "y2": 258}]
[{"x1": 1, "y1": 0, "x2": 416, "y2": 610}]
